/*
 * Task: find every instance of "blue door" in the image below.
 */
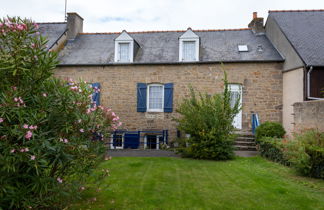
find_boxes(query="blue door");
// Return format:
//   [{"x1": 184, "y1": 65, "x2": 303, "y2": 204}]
[{"x1": 124, "y1": 132, "x2": 140, "y2": 149}]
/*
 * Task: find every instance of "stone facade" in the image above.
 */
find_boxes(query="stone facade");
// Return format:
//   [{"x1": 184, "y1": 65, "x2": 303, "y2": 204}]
[
  {"x1": 293, "y1": 100, "x2": 324, "y2": 133},
  {"x1": 55, "y1": 62, "x2": 283, "y2": 141}
]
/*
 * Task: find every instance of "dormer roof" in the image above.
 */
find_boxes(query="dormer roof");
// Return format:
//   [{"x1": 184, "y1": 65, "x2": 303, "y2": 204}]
[{"x1": 179, "y1": 28, "x2": 199, "y2": 39}]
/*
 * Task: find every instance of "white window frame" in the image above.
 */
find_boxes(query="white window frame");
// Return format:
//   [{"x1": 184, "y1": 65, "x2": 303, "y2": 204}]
[
  {"x1": 179, "y1": 39, "x2": 199, "y2": 62},
  {"x1": 115, "y1": 41, "x2": 133, "y2": 62},
  {"x1": 147, "y1": 84, "x2": 164, "y2": 112}
]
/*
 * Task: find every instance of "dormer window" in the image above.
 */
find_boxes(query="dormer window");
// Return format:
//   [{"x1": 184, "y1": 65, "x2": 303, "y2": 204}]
[
  {"x1": 118, "y1": 43, "x2": 130, "y2": 62},
  {"x1": 179, "y1": 28, "x2": 199, "y2": 62},
  {"x1": 115, "y1": 30, "x2": 139, "y2": 63}
]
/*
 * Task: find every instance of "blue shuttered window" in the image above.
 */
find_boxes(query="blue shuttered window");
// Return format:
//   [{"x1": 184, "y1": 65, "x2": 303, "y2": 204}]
[
  {"x1": 137, "y1": 83, "x2": 173, "y2": 113},
  {"x1": 137, "y1": 83, "x2": 147, "y2": 112},
  {"x1": 91, "y1": 83, "x2": 101, "y2": 107},
  {"x1": 164, "y1": 83, "x2": 173, "y2": 112}
]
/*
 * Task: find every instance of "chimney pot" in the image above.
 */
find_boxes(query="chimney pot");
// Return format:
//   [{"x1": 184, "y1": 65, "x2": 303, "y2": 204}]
[{"x1": 253, "y1": 12, "x2": 257, "y2": 19}]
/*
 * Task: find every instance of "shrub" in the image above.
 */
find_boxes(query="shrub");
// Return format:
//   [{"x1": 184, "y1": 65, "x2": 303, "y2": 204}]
[
  {"x1": 285, "y1": 130, "x2": 324, "y2": 178},
  {"x1": 0, "y1": 17, "x2": 121, "y2": 208},
  {"x1": 255, "y1": 121, "x2": 286, "y2": 140},
  {"x1": 258, "y1": 137, "x2": 290, "y2": 165},
  {"x1": 174, "y1": 72, "x2": 240, "y2": 160}
]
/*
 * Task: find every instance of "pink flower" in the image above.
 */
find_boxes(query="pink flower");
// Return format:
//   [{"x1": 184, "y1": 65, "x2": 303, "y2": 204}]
[
  {"x1": 42, "y1": 93, "x2": 47, "y2": 97},
  {"x1": 80, "y1": 129, "x2": 84, "y2": 133},
  {"x1": 23, "y1": 124, "x2": 29, "y2": 129},
  {"x1": 63, "y1": 139, "x2": 68, "y2": 143},
  {"x1": 14, "y1": 97, "x2": 19, "y2": 102},
  {"x1": 29, "y1": 125, "x2": 37, "y2": 130},
  {"x1": 57, "y1": 177, "x2": 63, "y2": 183},
  {"x1": 112, "y1": 116, "x2": 120, "y2": 121},
  {"x1": 59, "y1": 138, "x2": 64, "y2": 142},
  {"x1": 20, "y1": 148, "x2": 25, "y2": 152},
  {"x1": 117, "y1": 122, "x2": 123, "y2": 127},
  {"x1": 0, "y1": 118, "x2": 3, "y2": 123},
  {"x1": 111, "y1": 112, "x2": 116, "y2": 117},
  {"x1": 80, "y1": 186, "x2": 85, "y2": 191},
  {"x1": 30, "y1": 155, "x2": 35, "y2": 160},
  {"x1": 10, "y1": 149, "x2": 15, "y2": 153},
  {"x1": 25, "y1": 148, "x2": 29, "y2": 152},
  {"x1": 25, "y1": 131, "x2": 33, "y2": 139},
  {"x1": 12, "y1": 86, "x2": 17, "y2": 91}
]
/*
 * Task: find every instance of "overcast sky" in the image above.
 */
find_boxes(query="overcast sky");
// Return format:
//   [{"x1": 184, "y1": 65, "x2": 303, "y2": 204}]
[{"x1": 0, "y1": 0, "x2": 323, "y2": 32}]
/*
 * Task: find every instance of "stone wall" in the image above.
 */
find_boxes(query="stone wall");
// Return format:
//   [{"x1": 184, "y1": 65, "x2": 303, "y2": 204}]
[
  {"x1": 293, "y1": 100, "x2": 324, "y2": 132},
  {"x1": 55, "y1": 62, "x2": 283, "y2": 141}
]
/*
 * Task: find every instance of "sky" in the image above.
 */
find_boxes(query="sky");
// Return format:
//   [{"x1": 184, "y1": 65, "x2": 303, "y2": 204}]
[{"x1": 0, "y1": 0, "x2": 323, "y2": 32}]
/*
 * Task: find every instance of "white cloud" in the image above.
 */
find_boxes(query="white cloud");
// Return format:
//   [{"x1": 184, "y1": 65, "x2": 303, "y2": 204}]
[{"x1": 0, "y1": 0, "x2": 323, "y2": 32}]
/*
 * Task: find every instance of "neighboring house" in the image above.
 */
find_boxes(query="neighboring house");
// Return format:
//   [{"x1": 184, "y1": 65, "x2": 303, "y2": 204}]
[
  {"x1": 38, "y1": 10, "x2": 323, "y2": 147},
  {"x1": 265, "y1": 10, "x2": 324, "y2": 134}
]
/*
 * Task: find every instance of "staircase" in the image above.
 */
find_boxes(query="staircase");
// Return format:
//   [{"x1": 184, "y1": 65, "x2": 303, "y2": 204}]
[{"x1": 233, "y1": 131, "x2": 257, "y2": 151}]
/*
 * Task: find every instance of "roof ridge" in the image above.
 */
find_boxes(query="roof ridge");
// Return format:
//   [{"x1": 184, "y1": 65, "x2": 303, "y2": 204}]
[
  {"x1": 269, "y1": 9, "x2": 324, "y2": 13},
  {"x1": 79, "y1": 28, "x2": 251, "y2": 35},
  {"x1": 38, "y1": 22, "x2": 67, "y2": 24}
]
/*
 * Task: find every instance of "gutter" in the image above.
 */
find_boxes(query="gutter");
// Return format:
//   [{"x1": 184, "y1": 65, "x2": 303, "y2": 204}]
[
  {"x1": 56, "y1": 59, "x2": 284, "y2": 67},
  {"x1": 307, "y1": 66, "x2": 324, "y2": 100}
]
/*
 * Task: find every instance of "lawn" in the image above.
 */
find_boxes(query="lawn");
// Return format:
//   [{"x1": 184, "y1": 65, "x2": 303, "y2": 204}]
[{"x1": 71, "y1": 157, "x2": 324, "y2": 210}]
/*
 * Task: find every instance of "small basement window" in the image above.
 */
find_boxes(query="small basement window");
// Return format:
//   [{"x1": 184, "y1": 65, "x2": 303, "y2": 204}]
[{"x1": 238, "y1": 45, "x2": 248, "y2": 52}]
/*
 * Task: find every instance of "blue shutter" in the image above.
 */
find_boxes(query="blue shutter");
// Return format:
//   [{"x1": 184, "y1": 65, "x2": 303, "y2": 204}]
[
  {"x1": 137, "y1": 83, "x2": 147, "y2": 112},
  {"x1": 164, "y1": 83, "x2": 173, "y2": 112},
  {"x1": 92, "y1": 83, "x2": 100, "y2": 107}
]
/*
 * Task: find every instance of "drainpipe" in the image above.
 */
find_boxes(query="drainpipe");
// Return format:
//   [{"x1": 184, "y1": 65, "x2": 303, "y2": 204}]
[{"x1": 307, "y1": 66, "x2": 324, "y2": 100}]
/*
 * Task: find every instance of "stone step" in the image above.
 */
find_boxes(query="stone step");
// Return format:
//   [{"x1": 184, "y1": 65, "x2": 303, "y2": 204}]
[
  {"x1": 234, "y1": 145, "x2": 257, "y2": 151},
  {"x1": 234, "y1": 141, "x2": 256, "y2": 146},
  {"x1": 235, "y1": 136, "x2": 255, "y2": 141}
]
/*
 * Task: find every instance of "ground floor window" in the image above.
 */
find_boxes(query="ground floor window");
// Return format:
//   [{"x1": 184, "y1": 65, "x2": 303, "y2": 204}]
[{"x1": 144, "y1": 135, "x2": 164, "y2": 149}]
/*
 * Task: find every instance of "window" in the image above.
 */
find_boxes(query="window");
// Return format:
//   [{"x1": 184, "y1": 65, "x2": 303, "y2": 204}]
[
  {"x1": 183, "y1": 41, "x2": 196, "y2": 61},
  {"x1": 114, "y1": 31, "x2": 135, "y2": 63},
  {"x1": 137, "y1": 83, "x2": 173, "y2": 113},
  {"x1": 179, "y1": 28, "x2": 199, "y2": 62},
  {"x1": 238, "y1": 45, "x2": 248, "y2": 52},
  {"x1": 147, "y1": 84, "x2": 164, "y2": 112},
  {"x1": 118, "y1": 43, "x2": 130, "y2": 62}
]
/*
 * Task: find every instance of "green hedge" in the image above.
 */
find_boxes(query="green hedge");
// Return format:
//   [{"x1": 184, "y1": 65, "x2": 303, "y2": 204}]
[
  {"x1": 258, "y1": 137, "x2": 290, "y2": 166},
  {"x1": 257, "y1": 130, "x2": 324, "y2": 179},
  {"x1": 305, "y1": 146, "x2": 324, "y2": 179},
  {"x1": 255, "y1": 122, "x2": 286, "y2": 140}
]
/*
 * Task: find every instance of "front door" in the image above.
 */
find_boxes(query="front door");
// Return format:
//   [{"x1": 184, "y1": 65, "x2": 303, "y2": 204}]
[{"x1": 229, "y1": 84, "x2": 242, "y2": 129}]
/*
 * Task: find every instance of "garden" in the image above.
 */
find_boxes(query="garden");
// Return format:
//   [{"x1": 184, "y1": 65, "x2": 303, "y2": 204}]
[{"x1": 1, "y1": 16, "x2": 324, "y2": 209}]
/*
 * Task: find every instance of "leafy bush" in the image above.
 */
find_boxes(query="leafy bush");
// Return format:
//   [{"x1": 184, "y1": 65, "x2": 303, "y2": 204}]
[
  {"x1": 257, "y1": 130, "x2": 324, "y2": 179},
  {"x1": 174, "y1": 72, "x2": 240, "y2": 160},
  {"x1": 0, "y1": 17, "x2": 121, "y2": 208},
  {"x1": 285, "y1": 130, "x2": 324, "y2": 179},
  {"x1": 255, "y1": 121, "x2": 286, "y2": 140},
  {"x1": 258, "y1": 137, "x2": 290, "y2": 165}
]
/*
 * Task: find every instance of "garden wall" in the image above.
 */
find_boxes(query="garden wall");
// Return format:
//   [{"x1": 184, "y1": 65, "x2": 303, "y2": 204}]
[{"x1": 293, "y1": 100, "x2": 324, "y2": 132}]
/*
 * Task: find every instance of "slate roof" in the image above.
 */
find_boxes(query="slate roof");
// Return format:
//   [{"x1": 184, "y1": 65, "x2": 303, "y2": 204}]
[
  {"x1": 269, "y1": 10, "x2": 324, "y2": 66},
  {"x1": 38, "y1": 23, "x2": 67, "y2": 49},
  {"x1": 58, "y1": 29, "x2": 283, "y2": 65}
]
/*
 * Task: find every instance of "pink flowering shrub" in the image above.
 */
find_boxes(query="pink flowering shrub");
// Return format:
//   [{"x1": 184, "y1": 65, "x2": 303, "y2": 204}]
[{"x1": 0, "y1": 17, "x2": 120, "y2": 209}]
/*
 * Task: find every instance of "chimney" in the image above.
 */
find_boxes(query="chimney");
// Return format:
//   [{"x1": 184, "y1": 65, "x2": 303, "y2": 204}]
[
  {"x1": 66, "y1": 12, "x2": 83, "y2": 40},
  {"x1": 248, "y1": 12, "x2": 265, "y2": 34}
]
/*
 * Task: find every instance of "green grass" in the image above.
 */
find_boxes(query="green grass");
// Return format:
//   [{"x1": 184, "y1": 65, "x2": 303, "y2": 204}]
[{"x1": 71, "y1": 157, "x2": 324, "y2": 210}]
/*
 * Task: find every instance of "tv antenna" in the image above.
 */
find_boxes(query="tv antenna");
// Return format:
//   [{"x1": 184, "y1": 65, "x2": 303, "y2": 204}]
[{"x1": 64, "y1": 0, "x2": 67, "y2": 21}]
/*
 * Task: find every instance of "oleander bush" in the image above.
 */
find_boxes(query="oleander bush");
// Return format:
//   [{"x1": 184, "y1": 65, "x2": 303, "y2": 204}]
[
  {"x1": 174, "y1": 72, "x2": 240, "y2": 160},
  {"x1": 0, "y1": 17, "x2": 121, "y2": 209},
  {"x1": 255, "y1": 121, "x2": 286, "y2": 140}
]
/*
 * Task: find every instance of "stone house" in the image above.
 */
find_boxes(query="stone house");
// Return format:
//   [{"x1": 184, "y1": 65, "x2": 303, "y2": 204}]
[{"x1": 38, "y1": 10, "x2": 324, "y2": 148}]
